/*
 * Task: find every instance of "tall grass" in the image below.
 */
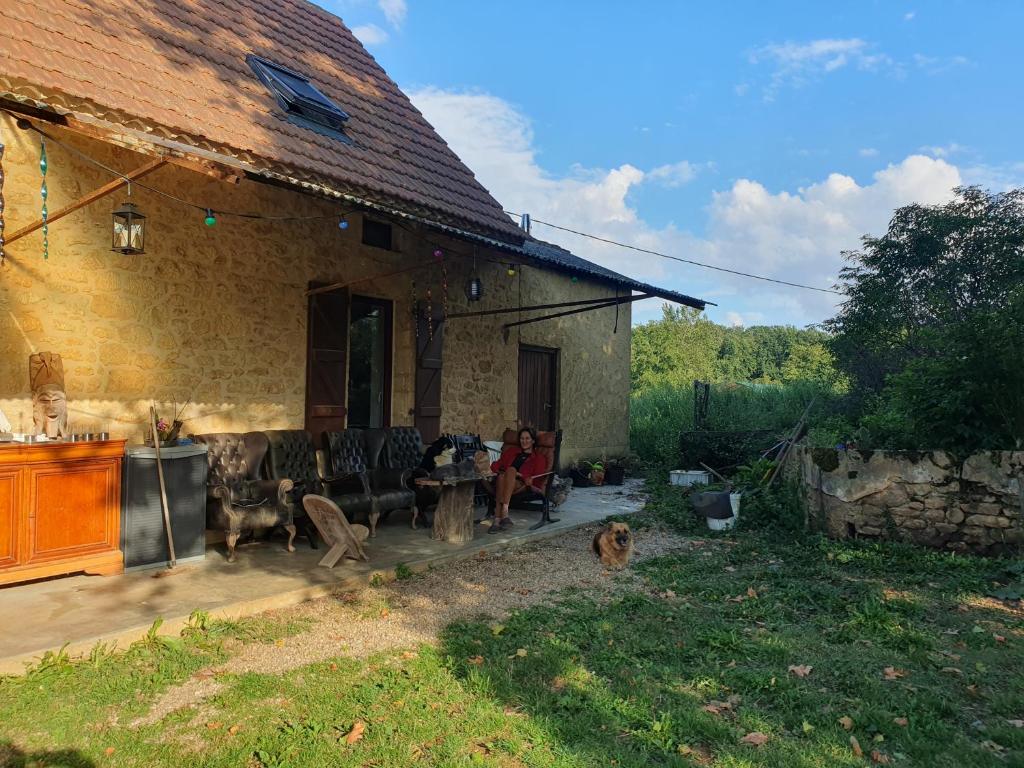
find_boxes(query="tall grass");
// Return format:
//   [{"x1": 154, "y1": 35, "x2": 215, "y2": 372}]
[{"x1": 630, "y1": 380, "x2": 828, "y2": 469}]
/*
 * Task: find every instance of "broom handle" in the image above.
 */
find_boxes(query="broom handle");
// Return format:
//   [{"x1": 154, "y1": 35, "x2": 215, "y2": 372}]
[{"x1": 150, "y1": 407, "x2": 176, "y2": 567}]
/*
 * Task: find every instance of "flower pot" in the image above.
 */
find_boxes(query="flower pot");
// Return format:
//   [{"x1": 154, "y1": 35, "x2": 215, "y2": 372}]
[
  {"x1": 605, "y1": 466, "x2": 626, "y2": 485},
  {"x1": 706, "y1": 515, "x2": 736, "y2": 531},
  {"x1": 590, "y1": 469, "x2": 605, "y2": 486}
]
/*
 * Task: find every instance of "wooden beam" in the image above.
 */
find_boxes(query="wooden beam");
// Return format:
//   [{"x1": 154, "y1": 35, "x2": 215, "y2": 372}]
[{"x1": 5, "y1": 158, "x2": 167, "y2": 246}]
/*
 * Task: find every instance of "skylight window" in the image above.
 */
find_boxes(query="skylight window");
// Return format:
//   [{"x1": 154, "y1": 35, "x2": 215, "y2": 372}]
[{"x1": 247, "y1": 54, "x2": 351, "y2": 141}]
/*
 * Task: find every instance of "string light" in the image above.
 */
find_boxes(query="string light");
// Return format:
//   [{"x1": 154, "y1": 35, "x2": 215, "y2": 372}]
[
  {"x1": 507, "y1": 264, "x2": 516, "y2": 277},
  {"x1": 39, "y1": 138, "x2": 48, "y2": 259},
  {"x1": 338, "y1": 216, "x2": 349, "y2": 229},
  {"x1": 204, "y1": 208, "x2": 217, "y2": 227},
  {"x1": 0, "y1": 122, "x2": 5, "y2": 267},
  {"x1": 432, "y1": 248, "x2": 443, "y2": 261}
]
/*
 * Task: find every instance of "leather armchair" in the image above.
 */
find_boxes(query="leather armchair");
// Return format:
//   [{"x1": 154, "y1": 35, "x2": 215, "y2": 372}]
[
  {"x1": 262, "y1": 429, "x2": 336, "y2": 549},
  {"x1": 383, "y1": 426, "x2": 433, "y2": 510},
  {"x1": 191, "y1": 431, "x2": 296, "y2": 562},
  {"x1": 323, "y1": 429, "x2": 417, "y2": 534},
  {"x1": 265, "y1": 429, "x2": 380, "y2": 543}
]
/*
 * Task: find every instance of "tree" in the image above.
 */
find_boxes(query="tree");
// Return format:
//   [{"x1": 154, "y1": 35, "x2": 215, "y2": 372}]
[{"x1": 828, "y1": 187, "x2": 1024, "y2": 450}]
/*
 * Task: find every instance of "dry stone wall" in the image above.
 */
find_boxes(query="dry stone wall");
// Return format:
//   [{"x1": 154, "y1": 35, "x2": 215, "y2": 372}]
[
  {"x1": 0, "y1": 115, "x2": 630, "y2": 462},
  {"x1": 796, "y1": 446, "x2": 1023, "y2": 554}
]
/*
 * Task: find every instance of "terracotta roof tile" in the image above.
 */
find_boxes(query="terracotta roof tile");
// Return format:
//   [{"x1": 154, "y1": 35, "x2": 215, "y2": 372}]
[{"x1": 0, "y1": 0, "x2": 523, "y2": 241}]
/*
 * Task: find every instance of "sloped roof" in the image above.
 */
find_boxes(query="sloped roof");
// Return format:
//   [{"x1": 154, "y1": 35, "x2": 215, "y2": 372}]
[
  {"x1": 521, "y1": 239, "x2": 709, "y2": 310},
  {"x1": 0, "y1": 0, "x2": 524, "y2": 242}
]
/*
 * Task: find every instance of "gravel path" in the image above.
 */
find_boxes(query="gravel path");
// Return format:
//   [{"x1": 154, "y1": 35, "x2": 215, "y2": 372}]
[{"x1": 134, "y1": 520, "x2": 708, "y2": 725}]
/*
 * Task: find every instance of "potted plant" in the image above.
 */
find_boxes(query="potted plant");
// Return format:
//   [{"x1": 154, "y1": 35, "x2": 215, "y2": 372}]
[
  {"x1": 604, "y1": 457, "x2": 628, "y2": 486},
  {"x1": 585, "y1": 460, "x2": 605, "y2": 486}
]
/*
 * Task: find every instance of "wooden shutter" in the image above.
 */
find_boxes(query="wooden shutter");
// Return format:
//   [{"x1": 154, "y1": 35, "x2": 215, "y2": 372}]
[
  {"x1": 414, "y1": 305, "x2": 444, "y2": 443},
  {"x1": 306, "y1": 286, "x2": 349, "y2": 443}
]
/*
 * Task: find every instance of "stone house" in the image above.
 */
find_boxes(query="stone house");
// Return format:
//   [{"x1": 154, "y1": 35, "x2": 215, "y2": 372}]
[{"x1": 0, "y1": 0, "x2": 706, "y2": 465}]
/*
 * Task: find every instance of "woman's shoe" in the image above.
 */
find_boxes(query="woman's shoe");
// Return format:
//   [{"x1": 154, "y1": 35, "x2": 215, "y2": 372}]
[
  {"x1": 487, "y1": 518, "x2": 505, "y2": 534},
  {"x1": 498, "y1": 517, "x2": 514, "y2": 531}
]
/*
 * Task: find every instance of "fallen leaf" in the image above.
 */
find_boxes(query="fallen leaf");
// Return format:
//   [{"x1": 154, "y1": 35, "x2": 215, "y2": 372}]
[
  {"x1": 980, "y1": 740, "x2": 1006, "y2": 754},
  {"x1": 726, "y1": 660, "x2": 737, "y2": 668},
  {"x1": 275, "y1": 639, "x2": 285, "y2": 647},
  {"x1": 893, "y1": 717, "x2": 908, "y2": 727},
  {"x1": 788, "y1": 664, "x2": 813, "y2": 678},
  {"x1": 551, "y1": 676, "x2": 567, "y2": 692},
  {"x1": 882, "y1": 666, "x2": 906, "y2": 680},
  {"x1": 747, "y1": 586, "x2": 758, "y2": 598},
  {"x1": 401, "y1": 651, "x2": 418, "y2": 659},
  {"x1": 940, "y1": 667, "x2": 964, "y2": 676},
  {"x1": 512, "y1": 648, "x2": 528, "y2": 658},
  {"x1": 873, "y1": 733, "x2": 885, "y2": 743},
  {"x1": 104, "y1": 747, "x2": 115, "y2": 756},
  {"x1": 870, "y1": 749, "x2": 891, "y2": 764},
  {"x1": 329, "y1": 663, "x2": 338, "y2": 671},
  {"x1": 379, "y1": 608, "x2": 390, "y2": 618},
  {"x1": 971, "y1": 625, "x2": 985, "y2": 634},
  {"x1": 993, "y1": 634, "x2": 1006, "y2": 643},
  {"x1": 839, "y1": 716, "x2": 854, "y2": 731},
  {"x1": 850, "y1": 735, "x2": 863, "y2": 757},
  {"x1": 802, "y1": 720, "x2": 815, "y2": 734},
  {"x1": 702, "y1": 704, "x2": 723, "y2": 716},
  {"x1": 206, "y1": 721, "x2": 223, "y2": 730},
  {"x1": 725, "y1": 566, "x2": 737, "y2": 572},
  {"x1": 467, "y1": 655, "x2": 484, "y2": 665},
  {"x1": 741, "y1": 732, "x2": 769, "y2": 746},
  {"x1": 1007, "y1": 719, "x2": 1024, "y2": 728},
  {"x1": 228, "y1": 724, "x2": 241, "y2": 736},
  {"x1": 662, "y1": 589, "x2": 677, "y2": 599},
  {"x1": 489, "y1": 623, "x2": 505, "y2": 636},
  {"x1": 344, "y1": 721, "x2": 366, "y2": 745}
]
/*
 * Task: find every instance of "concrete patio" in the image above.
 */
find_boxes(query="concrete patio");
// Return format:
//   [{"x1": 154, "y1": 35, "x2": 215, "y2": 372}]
[{"x1": 0, "y1": 481, "x2": 645, "y2": 674}]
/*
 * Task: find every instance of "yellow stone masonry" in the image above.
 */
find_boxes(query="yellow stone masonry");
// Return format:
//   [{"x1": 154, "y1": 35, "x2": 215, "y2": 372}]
[{"x1": 0, "y1": 114, "x2": 629, "y2": 464}]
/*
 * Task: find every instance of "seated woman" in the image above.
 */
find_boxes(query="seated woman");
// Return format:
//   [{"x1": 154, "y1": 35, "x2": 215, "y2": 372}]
[{"x1": 486, "y1": 426, "x2": 547, "y2": 534}]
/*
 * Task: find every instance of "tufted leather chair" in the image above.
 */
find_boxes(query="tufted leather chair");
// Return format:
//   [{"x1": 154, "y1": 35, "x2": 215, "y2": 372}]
[
  {"x1": 262, "y1": 429, "x2": 328, "y2": 548},
  {"x1": 385, "y1": 427, "x2": 426, "y2": 472},
  {"x1": 191, "y1": 432, "x2": 296, "y2": 562},
  {"x1": 323, "y1": 429, "x2": 418, "y2": 534}
]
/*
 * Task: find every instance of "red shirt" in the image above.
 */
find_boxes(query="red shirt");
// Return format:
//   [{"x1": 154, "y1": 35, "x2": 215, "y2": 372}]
[{"x1": 491, "y1": 446, "x2": 549, "y2": 491}]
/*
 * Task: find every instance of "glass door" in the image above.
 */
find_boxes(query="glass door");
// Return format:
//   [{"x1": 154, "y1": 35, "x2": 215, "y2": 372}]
[{"x1": 347, "y1": 296, "x2": 393, "y2": 428}]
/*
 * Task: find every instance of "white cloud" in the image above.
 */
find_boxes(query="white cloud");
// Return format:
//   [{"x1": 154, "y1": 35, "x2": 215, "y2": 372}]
[
  {"x1": 913, "y1": 53, "x2": 971, "y2": 74},
  {"x1": 352, "y1": 23, "x2": 389, "y2": 45},
  {"x1": 646, "y1": 161, "x2": 700, "y2": 188},
  {"x1": 904, "y1": 11, "x2": 916, "y2": 21},
  {"x1": 750, "y1": 38, "x2": 894, "y2": 99},
  {"x1": 859, "y1": 147, "x2": 879, "y2": 157},
  {"x1": 919, "y1": 142, "x2": 968, "y2": 158},
  {"x1": 734, "y1": 83, "x2": 750, "y2": 97},
  {"x1": 378, "y1": 0, "x2": 407, "y2": 27},
  {"x1": 409, "y1": 87, "x2": 969, "y2": 327}
]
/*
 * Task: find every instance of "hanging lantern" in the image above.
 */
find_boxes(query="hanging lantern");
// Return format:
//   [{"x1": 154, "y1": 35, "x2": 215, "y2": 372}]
[
  {"x1": 465, "y1": 275, "x2": 483, "y2": 302},
  {"x1": 111, "y1": 202, "x2": 146, "y2": 255}
]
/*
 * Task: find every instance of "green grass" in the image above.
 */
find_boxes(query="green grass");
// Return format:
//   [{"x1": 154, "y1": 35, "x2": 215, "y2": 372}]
[
  {"x1": 630, "y1": 380, "x2": 832, "y2": 469},
  {"x1": 1, "y1": 527, "x2": 1021, "y2": 766}
]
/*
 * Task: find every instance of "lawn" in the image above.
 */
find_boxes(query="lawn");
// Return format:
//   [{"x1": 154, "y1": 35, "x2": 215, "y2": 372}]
[{"x1": 1, "y1": 500, "x2": 1022, "y2": 767}]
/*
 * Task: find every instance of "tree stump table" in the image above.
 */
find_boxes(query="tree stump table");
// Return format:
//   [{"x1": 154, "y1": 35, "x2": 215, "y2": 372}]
[{"x1": 415, "y1": 475, "x2": 489, "y2": 544}]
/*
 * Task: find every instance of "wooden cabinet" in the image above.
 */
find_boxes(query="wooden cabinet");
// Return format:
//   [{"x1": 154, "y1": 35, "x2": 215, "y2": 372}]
[{"x1": 0, "y1": 440, "x2": 125, "y2": 586}]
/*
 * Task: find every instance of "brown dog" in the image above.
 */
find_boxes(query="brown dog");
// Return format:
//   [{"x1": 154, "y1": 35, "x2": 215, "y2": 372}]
[{"x1": 592, "y1": 522, "x2": 634, "y2": 568}]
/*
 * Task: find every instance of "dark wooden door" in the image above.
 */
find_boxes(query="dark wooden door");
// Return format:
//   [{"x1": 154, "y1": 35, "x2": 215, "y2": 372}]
[
  {"x1": 518, "y1": 345, "x2": 558, "y2": 431},
  {"x1": 306, "y1": 286, "x2": 349, "y2": 442},
  {"x1": 414, "y1": 305, "x2": 445, "y2": 443}
]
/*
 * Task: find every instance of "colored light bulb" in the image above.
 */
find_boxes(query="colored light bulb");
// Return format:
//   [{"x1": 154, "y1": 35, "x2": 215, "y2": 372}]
[{"x1": 204, "y1": 209, "x2": 216, "y2": 227}]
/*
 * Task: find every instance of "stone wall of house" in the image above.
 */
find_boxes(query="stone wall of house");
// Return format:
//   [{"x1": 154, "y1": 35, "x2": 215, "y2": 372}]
[
  {"x1": 795, "y1": 446, "x2": 1023, "y2": 554},
  {"x1": 441, "y1": 263, "x2": 632, "y2": 465},
  {"x1": 0, "y1": 114, "x2": 630, "y2": 462}
]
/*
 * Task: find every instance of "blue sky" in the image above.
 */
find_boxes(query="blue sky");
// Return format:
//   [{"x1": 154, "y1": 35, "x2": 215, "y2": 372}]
[{"x1": 320, "y1": 0, "x2": 1024, "y2": 327}]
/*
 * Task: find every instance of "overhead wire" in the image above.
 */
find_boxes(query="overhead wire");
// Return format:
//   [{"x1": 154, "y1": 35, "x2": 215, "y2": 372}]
[{"x1": 504, "y1": 210, "x2": 843, "y2": 296}]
